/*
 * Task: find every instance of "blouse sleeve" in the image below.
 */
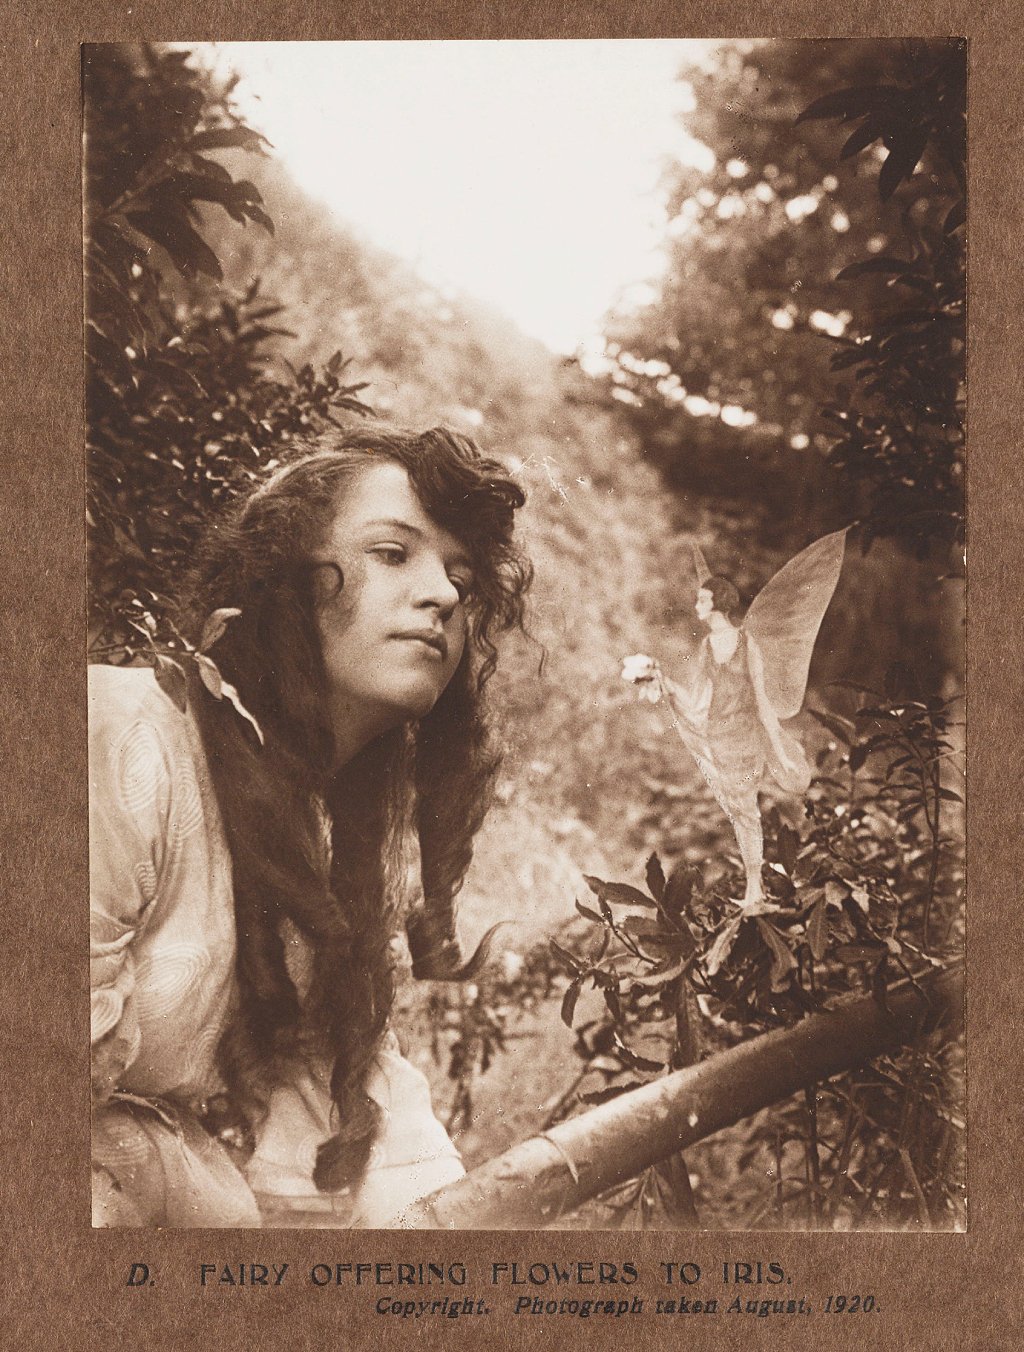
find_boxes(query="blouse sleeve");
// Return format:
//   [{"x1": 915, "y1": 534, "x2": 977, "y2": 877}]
[
  {"x1": 245, "y1": 1034, "x2": 464, "y2": 1227},
  {"x1": 352, "y1": 1038, "x2": 466, "y2": 1226},
  {"x1": 89, "y1": 698, "x2": 174, "y2": 1104}
]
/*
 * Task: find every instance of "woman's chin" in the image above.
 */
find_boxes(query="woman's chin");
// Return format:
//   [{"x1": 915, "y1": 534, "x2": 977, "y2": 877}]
[{"x1": 382, "y1": 679, "x2": 448, "y2": 723}]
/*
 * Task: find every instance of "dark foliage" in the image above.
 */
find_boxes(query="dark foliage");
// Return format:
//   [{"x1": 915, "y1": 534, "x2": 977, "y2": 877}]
[
  {"x1": 552, "y1": 670, "x2": 964, "y2": 1229},
  {"x1": 582, "y1": 39, "x2": 965, "y2": 562},
  {"x1": 84, "y1": 44, "x2": 372, "y2": 653},
  {"x1": 802, "y1": 40, "x2": 966, "y2": 559}
]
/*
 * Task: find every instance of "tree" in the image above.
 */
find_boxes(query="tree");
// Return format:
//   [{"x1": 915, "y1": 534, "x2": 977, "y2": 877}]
[
  {"x1": 798, "y1": 40, "x2": 966, "y2": 559},
  {"x1": 84, "y1": 44, "x2": 371, "y2": 654},
  {"x1": 589, "y1": 40, "x2": 961, "y2": 546}
]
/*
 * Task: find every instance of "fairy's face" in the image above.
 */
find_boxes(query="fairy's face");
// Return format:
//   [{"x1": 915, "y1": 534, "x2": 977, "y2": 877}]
[
  {"x1": 312, "y1": 462, "x2": 472, "y2": 737},
  {"x1": 695, "y1": 587, "x2": 714, "y2": 623}
]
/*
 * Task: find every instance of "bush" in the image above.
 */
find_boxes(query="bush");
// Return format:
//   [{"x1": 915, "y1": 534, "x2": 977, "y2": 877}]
[
  {"x1": 550, "y1": 673, "x2": 964, "y2": 1229},
  {"x1": 84, "y1": 43, "x2": 371, "y2": 653}
]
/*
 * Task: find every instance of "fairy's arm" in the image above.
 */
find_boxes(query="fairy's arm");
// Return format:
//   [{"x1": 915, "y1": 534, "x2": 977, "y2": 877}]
[{"x1": 662, "y1": 642, "x2": 713, "y2": 727}]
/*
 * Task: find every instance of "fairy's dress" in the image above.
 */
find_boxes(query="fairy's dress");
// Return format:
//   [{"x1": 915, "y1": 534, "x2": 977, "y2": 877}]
[
  {"x1": 666, "y1": 632, "x2": 810, "y2": 823},
  {"x1": 702, "y1": 632, "x2": 767, "y2": 802},
  {"x1": 89, "y1": 664, "x2": 464, "y2": 1228}
]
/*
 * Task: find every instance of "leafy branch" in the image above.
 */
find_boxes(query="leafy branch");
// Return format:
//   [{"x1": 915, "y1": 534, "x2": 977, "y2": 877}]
[
  {"x1": 549, "y1": 670, "x2": 963, "y2": 1228},
  {"x1": 799, "y1": 39, "x2": 966, "y2": 559}
]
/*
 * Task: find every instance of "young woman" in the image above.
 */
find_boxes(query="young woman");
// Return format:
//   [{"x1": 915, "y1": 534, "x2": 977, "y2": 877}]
[{"x1": 89, "y1": 424, "x2": 532, "y2": 1227}]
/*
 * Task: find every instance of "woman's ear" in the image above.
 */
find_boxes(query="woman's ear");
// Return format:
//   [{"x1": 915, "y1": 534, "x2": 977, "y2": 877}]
[{"x1": 309, "y1": 561, "x2": 344, "y2": 602}]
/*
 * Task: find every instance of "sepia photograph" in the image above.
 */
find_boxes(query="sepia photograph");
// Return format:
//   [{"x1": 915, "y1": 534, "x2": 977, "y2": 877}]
[{"x1": 85, "y1": 38, "x2": 966, "y2": 1234}]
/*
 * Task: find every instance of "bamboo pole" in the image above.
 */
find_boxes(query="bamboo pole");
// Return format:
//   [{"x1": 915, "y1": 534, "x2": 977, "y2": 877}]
[{"x1": 399, "y1": 965, "x2": 963, "y2": 1229}]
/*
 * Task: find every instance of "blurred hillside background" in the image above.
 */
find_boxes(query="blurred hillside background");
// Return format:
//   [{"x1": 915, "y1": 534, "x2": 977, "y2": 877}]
[{"x1": 85, "y1": 38, "x2": 965, "y2": 1225}]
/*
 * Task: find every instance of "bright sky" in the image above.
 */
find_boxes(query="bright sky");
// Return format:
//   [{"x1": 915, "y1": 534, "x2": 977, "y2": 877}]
[{"x1": 210, "y1": 41, "x2": 718, "y2": 353}]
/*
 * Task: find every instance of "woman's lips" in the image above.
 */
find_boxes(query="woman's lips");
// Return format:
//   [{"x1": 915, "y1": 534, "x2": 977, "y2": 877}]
[{"x1": 392, "y1": 630, "x2": 447, "y2": 659}]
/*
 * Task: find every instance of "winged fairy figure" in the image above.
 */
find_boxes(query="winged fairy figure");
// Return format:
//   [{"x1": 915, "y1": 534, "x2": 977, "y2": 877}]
[{"x1": 622, "y1": 528, "x2": 849, "y2": 912}]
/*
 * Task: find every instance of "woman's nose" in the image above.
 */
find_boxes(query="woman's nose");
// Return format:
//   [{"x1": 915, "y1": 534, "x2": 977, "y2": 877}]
[{"x1": 415, "y1": 559, "x2": 461, "y2": 616}]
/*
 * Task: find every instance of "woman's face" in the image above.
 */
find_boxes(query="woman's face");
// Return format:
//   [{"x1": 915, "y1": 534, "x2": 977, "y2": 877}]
[
  {"x1": 695, "y1": 587, "x2": 714, "y2": 623},
  {"x1": 312, "y1": 462, "x2": 471, "y2": 736}
]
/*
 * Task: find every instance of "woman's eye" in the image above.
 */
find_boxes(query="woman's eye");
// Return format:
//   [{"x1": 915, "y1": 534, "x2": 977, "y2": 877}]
[
  {"x1": 371, "y1": 544, "x2": 407, "y2": 565},
  {"x1": 449, "y1": 574, "x2": 473, "y2": 602}
]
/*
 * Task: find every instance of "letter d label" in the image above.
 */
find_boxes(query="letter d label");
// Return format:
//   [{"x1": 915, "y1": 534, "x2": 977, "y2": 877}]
[{"x1": 127, "y1": 1263, "x2": 151, "y2": 1287}]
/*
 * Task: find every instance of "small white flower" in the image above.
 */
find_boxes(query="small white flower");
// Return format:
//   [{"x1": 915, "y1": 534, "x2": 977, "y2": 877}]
[
  {"x1": 500, "y1": 950, "x2": 525, "y2": 982},
  {"x1": 621, "y1": 654, "x2": 662, "y2": 703},
  {"x1": 621, "y1": 653, "x2": 657, "y2": 683}
]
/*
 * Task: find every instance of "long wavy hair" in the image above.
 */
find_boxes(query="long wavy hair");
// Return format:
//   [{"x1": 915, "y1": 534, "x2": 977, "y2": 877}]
[{"x1": 178, "y1": 424, "x2": 531, "y2": 1192}]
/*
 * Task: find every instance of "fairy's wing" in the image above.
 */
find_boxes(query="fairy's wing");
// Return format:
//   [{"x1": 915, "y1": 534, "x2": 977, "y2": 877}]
[
  {"x1": 690, "y1": 540, "x2": 711, "y2": 588},
  {"x1": 742, "y1": 528, "x2": 849, "y2": 720}
]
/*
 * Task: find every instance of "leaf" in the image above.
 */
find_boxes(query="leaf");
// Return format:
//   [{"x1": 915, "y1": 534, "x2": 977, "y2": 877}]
[
  {"x1": 840, "y1": 118, "x2": 883, "y2": 159},
  {"x1": 620, "y1": 914, "x2": 666, "y2": 938},
  {"x1": 851, "y1": 887, "x2": 871, "y2": 914},
  {"x1": 199, "y1": 606, "x2": 242, "y2": 652},
  {"x1": 579, "y1": 1082, "x2": 643, "y2": 1107},
  {"x1": 704, "y1": 916, "x2": 741, "y2": 977},
  {"x1": 808, "y1": 708, "x2": 854, "y2": 745},
  {"x1": 584, "y1": 876, "x2": 657, "y2": 910},
  {"x1": 626, "y1": 952, "x2": 692, "y2": 990},
  {"x1": 885, "y1": 754, "x2": 914, "y2": 776},
  {"x1": 576, "y1": 897, "x2": 606, "y2": 930},
  {"x1": 796, "y1": 85, "x2": 891, "y2": 125},
  {"x1": 879, "y1": 129, "x2": 929, "y2": 201},
  {"x1": 125, "y1": 208, "x2": 224, "y2": 282},
  {"x1": 663, "y1": 863, "x2": 696, "y2": 917},
  {"x1": 154, "y1": 656, "x2": 188, "y2": 711},
  {"x1": 938, "y1": 788, "x2": 964, "y2": 804},
  {"x1": 776, "y1": 824, "x2": 800, "y2": 875},
  {"x1": 858, "y1": 704, "x2": 902, "y2": 722},
  {"x1": 830, "y1": 348, "x2": 871, "y2": 372},
  {"x1": 834, "y1": 941, "x2": 887, "y2": 965},
  {"x1": 187, "y1": 153, "x2": 233, "y2": 183},
  {"x1": 194, "y1": 652, "x2": 223, "y2": 698},
  {"x1": 835, "y1": 256, "x2": 920, "y2": 282},
  {"x1": 218, "y1": 676, "x2": 264, "y2": 744},
  {"x1": 755, "y1": 919, "x2": 798, "y2": 989},
  {"x1": 602, "y1": 986, "x2": 622, "y2": 1022},
  {"x1": 561, "y1": 975, "x2": 584, "y2": 1029},
  {"x1": 847, "y1": 743, "x2": 869, "y2": 773},
  {"x1": 188, "y1": 125, "x2": 270, "y2": 153},
  {"x1": 162, "y1": 172, "x2": 259, "y2": 218},
  {"x1": 807, "y1": 897, "x2": 829, "y2": 961},
  {"x1": 550, "y1": 939, "x2": 583, "y2": 976},
  {"x1": 825, "y1": 880, "x2": 849, "y2": 909},
  {"x1": 242, "y1": 201, "x2": 275, "y2": 235},
  {"x1": 871, "y1": 956, "x2": 892, "y2": 1011},
  {"x1": 232, "y1": 178, "x2": 267, "y2": 207},
  {"x1": 612, "y1": 1033, "x2": 664, "y2": 1073},
  {"x1": 645, "y1": 853, "x2": 666, "y2": 902},
  {"x1": 943, "y1": 199, "x2": 966, "y2": 234},
  {"x1": 575, "y1": 900, "x2": 606, "y2": 926}
]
